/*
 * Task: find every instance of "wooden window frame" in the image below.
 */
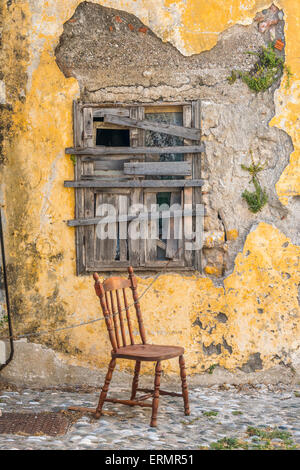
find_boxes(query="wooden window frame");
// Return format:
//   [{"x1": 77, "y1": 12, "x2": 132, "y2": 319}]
[{"x1": 65, "y1": 101, "x2": 204, "y2": 274}]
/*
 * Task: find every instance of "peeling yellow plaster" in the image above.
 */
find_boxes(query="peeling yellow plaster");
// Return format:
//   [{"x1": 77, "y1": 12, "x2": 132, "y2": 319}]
[
  {"x1": 55, "y1": 223, "x2": 300, "y2": 375},
  {"x1": 270, "y1": 0, "x2": 300, "y2": 204},
  {"x1": 227, "y1": 229, "x2": 239, "y2": 241},
  {"x1": 1, "y1": 1, "x2": 299, "y2": 376}
]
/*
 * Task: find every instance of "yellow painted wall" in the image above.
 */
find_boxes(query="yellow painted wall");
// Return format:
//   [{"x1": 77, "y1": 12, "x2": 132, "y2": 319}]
[{"x1": 1, "y1": 0, "x2": 299, "y2": 376}]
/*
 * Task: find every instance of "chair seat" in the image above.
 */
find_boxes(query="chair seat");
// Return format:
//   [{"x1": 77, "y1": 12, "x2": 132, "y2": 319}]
[{"x1": 112, "y1": 344, "x2": 184, "y2": 361}]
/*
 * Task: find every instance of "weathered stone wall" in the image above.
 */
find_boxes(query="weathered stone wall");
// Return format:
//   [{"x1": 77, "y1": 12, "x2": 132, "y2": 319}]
[{"x1": 0, "y1": 1, "x2": 299, "y2": 385}]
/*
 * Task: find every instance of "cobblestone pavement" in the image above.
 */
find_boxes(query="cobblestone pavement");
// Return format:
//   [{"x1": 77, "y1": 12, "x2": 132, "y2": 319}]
[{"x1": 0, "y1": 382, "x2": 299, "y2": 450}]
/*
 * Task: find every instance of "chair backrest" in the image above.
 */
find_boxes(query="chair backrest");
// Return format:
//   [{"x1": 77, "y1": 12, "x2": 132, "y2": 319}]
[{"x1": 93, "y1": 266, "x2": 147, "y2": 351}]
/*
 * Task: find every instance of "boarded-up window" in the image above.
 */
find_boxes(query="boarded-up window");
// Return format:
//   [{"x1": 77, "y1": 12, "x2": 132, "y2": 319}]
[{"x1": 65, "y1": 102, "x2": 204, "y2": 273}]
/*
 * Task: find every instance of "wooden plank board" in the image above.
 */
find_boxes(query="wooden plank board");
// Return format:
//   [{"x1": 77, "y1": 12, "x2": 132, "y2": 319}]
[
  {"x1": 64, "y1": 179, "x2": 204, "y2": 188},
  {"x1": 65, "y1": 145, "x2": 204, "y2": 155},
  {"x1": 144, "y1": 192, "x2": 158, "y2": 263},
  {"x1": 81, "y1": 101, "x2": 188, "y2": 108},
  {"x1": 67, "y1": 206, "x2": 205, "y2": 227},
  {"x1": 83, "y1": 107, "x2": 93, "y2": 147},
  {"x1": 183, "y1": 105, "x2": 194, "y2": 267},
  {"x1": 68, "y1": 216, "x2": 105, "y2": 227},
  {"x1": 93, "y1": 108, "x2": 129, "y2": 118},
  {"x1": 124, "y1": 162, "x2": 191, "y2": 176},
  {"x1": 94, "y1": 159, "x2": 130, "y2": 171},
  {"x1": 183, "y1": 188, "x2": 193, "y2": 266},
  {"x1": 166, "y1": 191, "x2": 183, "y2": 260},
  {"x1": 192, "y1": 100, "x2": 203, "y2": 272},
  {"x1": 145, "y1": 105, "x2": 182, "y2": 114},
  {"x1": 83, "y1": 161, "x2": 95, "y2": 268},
  {"x1": 95, "y1": 192, "x2": 117, "y2": 263},
  {"x1": 73, "y1": 100, "x2": 85, "y2": 275},
  {"x1": 118, "y1": 194, "x2": 128, "y2": 261},
  {"x1": 128, "y1": 106, "x2": 145, "y2": 267},
  {"x1": 95, "y1": 192, "x2": 103, "y2": 262},
  {"x1": 144, "y1": 260, "x2": 185, "y2": 268},
  {"x1": 103, "y1": 114, "x2": 201, "y2": 141},
  {"x1": 86, "y1": 264, "x2": 194, "y2": 272}
]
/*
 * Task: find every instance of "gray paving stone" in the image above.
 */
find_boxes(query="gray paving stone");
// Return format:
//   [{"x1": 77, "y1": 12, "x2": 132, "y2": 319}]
[{"x1": 0, "y1": 384, "x2": 299, "y2": 449}]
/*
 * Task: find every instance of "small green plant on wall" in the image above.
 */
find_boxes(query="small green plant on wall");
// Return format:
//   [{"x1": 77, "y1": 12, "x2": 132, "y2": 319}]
[
  {"x1": 228, "y1": 42, "x2": 292, "y2": 92},
  {"x1": 70, "y1": 154, "x2": 77, "y2": 166},
  {"x1": 241, "y1": 151, "x2": 268, "y2": 213},
  {"x1": 0, "y1": 314, "x2": 8, "y2": 329}
]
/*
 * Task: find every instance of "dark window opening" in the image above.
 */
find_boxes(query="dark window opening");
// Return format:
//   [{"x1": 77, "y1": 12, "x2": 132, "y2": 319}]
[{"x1": 96, "y1": 129, "x2": 130, "y2": 147}]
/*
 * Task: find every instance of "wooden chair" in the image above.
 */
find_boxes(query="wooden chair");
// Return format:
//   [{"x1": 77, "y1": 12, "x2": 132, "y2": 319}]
[{"x1": 70, "y1": 266, "x2": 190, "y2": 427}]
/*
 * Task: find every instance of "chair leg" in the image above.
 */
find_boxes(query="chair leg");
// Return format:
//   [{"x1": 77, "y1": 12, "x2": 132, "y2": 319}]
[
  {"x1": 150, "y1": 361, "x2": 162, "y2": 427},
  {"x1": 95, "y1": 358, "x2": 116, "y2": 419},
  {"x1": 179, "y1": 355, "x2": 190, "y2": 416},
  {"x1": 130, "y1": 360, "x2": 141, "y2": 400}
]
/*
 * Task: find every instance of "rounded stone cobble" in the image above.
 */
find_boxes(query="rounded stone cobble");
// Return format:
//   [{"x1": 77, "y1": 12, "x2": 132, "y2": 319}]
[{"x1": 0, "y1": 383, "x2": 299, "y2": 449}]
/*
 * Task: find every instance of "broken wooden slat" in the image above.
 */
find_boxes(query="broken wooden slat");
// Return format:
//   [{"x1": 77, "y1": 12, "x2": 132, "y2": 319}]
[
  {"x1": 65, "y1": 145, "x2": 204, "y2": 155},
  {"x1": 103, "y1": 114, "x2": 201, "y2": 141},
  {"x1": 124, "y1": 162, "x2": 191, "y2": 176},
  {"x1": 64, "y1": 179, "x2": 204, "y2": 188}
]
